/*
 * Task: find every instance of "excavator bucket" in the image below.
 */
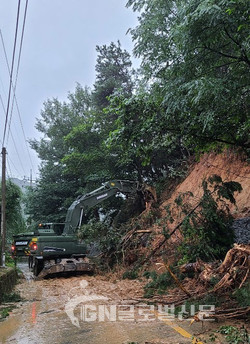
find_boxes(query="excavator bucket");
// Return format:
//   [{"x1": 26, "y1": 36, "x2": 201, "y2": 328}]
[{"x1": 35, "y1": 257, "x2": 94, "y2": 280}]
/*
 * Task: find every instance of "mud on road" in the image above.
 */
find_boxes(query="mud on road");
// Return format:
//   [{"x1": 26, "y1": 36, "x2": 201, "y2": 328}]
[{"x1": 0, "y1": 262, "x2": 235, "y2": 344}]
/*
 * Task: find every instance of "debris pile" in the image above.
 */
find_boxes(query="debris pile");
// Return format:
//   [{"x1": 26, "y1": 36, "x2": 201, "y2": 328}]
[
  {"x1": 163, "y1": 244, "x2": 249, "y2": 319},
  {"x1": 180, "y1": 244, "x2": 250, "y2": 293}
]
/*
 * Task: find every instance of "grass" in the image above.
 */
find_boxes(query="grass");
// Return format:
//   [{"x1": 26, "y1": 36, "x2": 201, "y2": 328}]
[
  {"x1": 0, "y1": 308, "x2": 11, "y2": 319},
  {"x1": 2, "y1": 292, "x2": 22, "y2": 303},
  {"x1": 0, "y1": 291, "x2": 22, "y2": 320},
  {"x1": 122, "y1": 270, "x2": 138, "y2": 280},
  {"x1": 217, "y1": 325, "x2": 249, "y2": 344}
]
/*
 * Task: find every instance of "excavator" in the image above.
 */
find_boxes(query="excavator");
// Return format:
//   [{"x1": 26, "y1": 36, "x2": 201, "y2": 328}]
[{"x1": 23, "y1": 180, "x2": 155, "y2": 278}]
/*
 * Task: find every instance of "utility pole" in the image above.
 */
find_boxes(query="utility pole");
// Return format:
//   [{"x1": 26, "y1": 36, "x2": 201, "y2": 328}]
[{"x1": 1, "y1": 147, "x2": 6, "y2": 267}]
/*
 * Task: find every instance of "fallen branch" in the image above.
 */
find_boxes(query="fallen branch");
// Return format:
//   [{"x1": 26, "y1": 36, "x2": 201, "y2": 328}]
[
  {"x1": 136, "y1": 230, "x2": 152, "y2": 233},
  {"x1": 163, "y1": 263, "x2": 192, "y2": 297},
  {"x1": 132, "y1": 198, "x2": 208, "y2": 270},
  {"x1": 218, "y1": 244, "x2": 250, "y2": 273},
  {"x1": 212, "y1": 306, "x2": 250, "y2": 320}
]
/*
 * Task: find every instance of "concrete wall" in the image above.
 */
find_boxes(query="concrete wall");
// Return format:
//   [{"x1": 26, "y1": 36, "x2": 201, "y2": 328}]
[{"x1": 0, "y1": 267, "x2": 17, "y2": 302}]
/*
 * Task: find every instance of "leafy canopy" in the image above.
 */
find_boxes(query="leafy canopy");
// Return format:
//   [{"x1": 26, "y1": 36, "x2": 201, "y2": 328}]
[
  {"x1": 0, "y1": 180, "x2": 26, "y2": 239},
  {"x1": 126, "y1": 0, "x2": 250, "y2": 149}
]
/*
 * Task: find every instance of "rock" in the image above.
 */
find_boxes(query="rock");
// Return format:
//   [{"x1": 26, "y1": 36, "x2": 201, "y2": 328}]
[{"x1": 232, "y1": 217, "x2": 250, "y2": 244}]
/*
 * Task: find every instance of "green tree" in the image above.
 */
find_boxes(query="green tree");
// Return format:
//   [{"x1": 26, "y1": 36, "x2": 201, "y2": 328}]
[
  {"x1": 127, "y1": 0, "x2": 250, "y2": 150},
  {"x1": 27, "y1": 42, "x2": 136, "y2": 224},
  {"x1": 105, "y1": 90, "x2": 189, "y2": 182},
  {"x1": 92, "y1": 41, "x2": 134, "y2": 110},
  {"x1": 0, "y1": 180, "x2": 26, "y2": 240},
  {"x1": 30, "y1": 85, "x2": 91, "y2": 163},
  {"x1": 26, "y1": 85, "x2": 92, "y2": 224},
  {"x1": 174, "y1": 175, "x2": 243, "y2": 262},
  {"x1": 63, "y1": 42, "x2": 136, "y2": 183},
  {"x1": 24, "y1": 163, "x2": 80, "y2": 225},
  {"x1": 62, "y1": 119, "x2": 120, "y2": 183}
]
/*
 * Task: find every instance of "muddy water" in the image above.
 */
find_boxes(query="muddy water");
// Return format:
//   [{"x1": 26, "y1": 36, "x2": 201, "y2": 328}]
[{"x1": 0, "y1": 263, "x2": 192, "y2": 344}]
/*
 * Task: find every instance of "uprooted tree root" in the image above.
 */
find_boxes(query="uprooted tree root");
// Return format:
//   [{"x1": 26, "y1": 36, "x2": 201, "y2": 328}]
[
  {"x1": 170, "y1": 244, "x2": 249, "y2": 319},
  {"x1": 180, "y1": 244, "x2": 250, "y2": 293},
  {"x1": 133, "y1": 245, "x2": 250, "y2": 320}
]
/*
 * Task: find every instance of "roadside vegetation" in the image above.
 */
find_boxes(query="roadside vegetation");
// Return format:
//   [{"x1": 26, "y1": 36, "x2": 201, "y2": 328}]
[
  {"x1": 0, "y1": 291, "x2": 22, "y2": 321},
  {"x1": 1, "y1": 0, "x2": 248, "y2": 326},
  {"x1": 0, "y1": 180, "x2": 26, "y2": 240},
  {"x1": 22, "y1": 0, "x2": 249, "y2": 316},
  {"x1": 23, "y1": 0, "x2": 249, "y2": 230}
]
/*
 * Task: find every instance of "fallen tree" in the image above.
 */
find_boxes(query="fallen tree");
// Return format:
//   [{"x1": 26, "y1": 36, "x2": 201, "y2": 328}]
[{"x1": 180, "y1": 244, "x2": 250, "y2": 293}]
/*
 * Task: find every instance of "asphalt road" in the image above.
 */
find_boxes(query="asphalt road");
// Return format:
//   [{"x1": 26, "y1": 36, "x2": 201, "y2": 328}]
[{"x1": 0, "y1": 262, "x2": 207, "y2": 344}]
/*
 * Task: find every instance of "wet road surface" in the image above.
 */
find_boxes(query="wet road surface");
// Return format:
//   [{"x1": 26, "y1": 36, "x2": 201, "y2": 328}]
[{"x1": 0, "y1": 262, "x2": 205, "y2": 344}]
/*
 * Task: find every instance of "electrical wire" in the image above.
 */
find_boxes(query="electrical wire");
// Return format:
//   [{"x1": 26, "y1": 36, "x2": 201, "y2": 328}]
[
  {"x1": 6, "y1": 158, "x2": 13, "y2": 179},
  {"x1": 11, "y1": 98, "x2": 35, "y2": 171},
  {"x1": 0, "y1": 92, "x2": 26, "y2": 176},
  {"x1": 202, "y1": 161, "x2": 250, "y2": 180},
  {"x1": 0, "y1": 0, "x2": 34, "y2": 173},
  {"x1": 7, "y1": 154, "x2": 21, "y2": 177},
  {"x1": 2, "y1": 0, "x2": 22, "y2": 147},
  {"x1": 7, "y1": 0, "x2": 29, "y2": 144}
]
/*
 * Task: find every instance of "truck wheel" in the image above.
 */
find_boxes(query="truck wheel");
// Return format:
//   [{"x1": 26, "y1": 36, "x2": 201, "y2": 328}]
[{"x1": 33, "y1": 259, "x2": 44, "y2": 276}]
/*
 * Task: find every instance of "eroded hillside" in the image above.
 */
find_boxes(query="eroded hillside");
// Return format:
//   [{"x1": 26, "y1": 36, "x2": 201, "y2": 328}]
[
  {"x1": 161, "y1": 151, "x2": 250, "y2": 218},
  {"x1": 120, "y1": 151, "x2": 250, "y2": 272}
]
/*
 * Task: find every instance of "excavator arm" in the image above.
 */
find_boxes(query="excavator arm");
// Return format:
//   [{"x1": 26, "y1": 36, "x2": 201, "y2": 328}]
[
  {"x1": 28, "y1": 179, "x2": 156, "y2": 278},
  {"x1": 63, "y1": 180, "x2": 142, "y2": 234}
]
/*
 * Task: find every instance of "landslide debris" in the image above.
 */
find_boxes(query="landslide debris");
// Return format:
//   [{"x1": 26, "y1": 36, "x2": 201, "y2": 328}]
[{"x1": 111, "y1": 152, "x2": 250, "y2": 321}]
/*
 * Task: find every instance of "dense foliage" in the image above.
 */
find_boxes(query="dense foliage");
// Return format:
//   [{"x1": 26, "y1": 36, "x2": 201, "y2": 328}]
[
  {"x1": 26, "y1": 2, "x2": 249, "y2": 242},
  {"x1": 126, "y1": 0, "x2": 249, "y2": 151},
  {"x1": 0, "y1": 180, "x2": 26, "y2": 240},
  {"x1": 174, "y1": 175, "x2": 242, "y2": 262}
]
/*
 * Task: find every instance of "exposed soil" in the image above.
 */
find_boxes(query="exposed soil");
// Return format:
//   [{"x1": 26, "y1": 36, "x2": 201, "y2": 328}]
[
  {"x1": 128, "y1": 151, "x2": 250, "y2": 271},
  {"x1": 161, "y1": 151, "x2": 250, "y2": 218}
]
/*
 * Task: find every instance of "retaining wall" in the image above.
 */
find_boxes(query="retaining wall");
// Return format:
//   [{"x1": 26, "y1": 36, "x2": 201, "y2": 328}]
[{"x1": 0, "y1": 267, "x2": 17, "y2": 302}]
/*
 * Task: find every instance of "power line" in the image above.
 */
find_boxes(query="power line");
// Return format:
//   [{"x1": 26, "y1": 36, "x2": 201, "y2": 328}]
[
  {"x1": 1, "y1": 98, "x2": 26, "y2": 176},
  {"x1": 0, "y1": 0, "x2": 34, "y2": 172},
  {"x1": 2, "y1": 0, "x2": 21, "y2": 146},
  {"x1": 7, "y1": 0, "x2": 29, "y2": 144},
  {"x1": 6, "y1": 157, "x2": 13, "y2": 179},
  {"x1": 202, "y1": 161, "x2": 250, "y2": 180},
  {"x1": 9, "y1": 130, "x2": 26, "y2": 176},
  {"x1": 7, "y1": 154, "x2": 21, "y2": 178},
  {"x1": 0, "y1": 92, "x2": 26, "y2": 176},
  {"x1": 12, "y1": 99, "x2": 35, "y2": 171}
]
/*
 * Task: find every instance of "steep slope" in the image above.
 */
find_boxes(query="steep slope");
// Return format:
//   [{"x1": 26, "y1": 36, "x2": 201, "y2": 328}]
[
  {"x1": 161, "y1": 151, "x2": 250, "y2": 218},
  {"x1": 121, "y1": 151, "x2": 249, "y2": 271}
]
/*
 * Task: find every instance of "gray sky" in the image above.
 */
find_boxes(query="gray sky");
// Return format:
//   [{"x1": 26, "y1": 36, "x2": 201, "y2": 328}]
[{"x1": 0, "y1": 0, "x2": 139, "y2": 181}]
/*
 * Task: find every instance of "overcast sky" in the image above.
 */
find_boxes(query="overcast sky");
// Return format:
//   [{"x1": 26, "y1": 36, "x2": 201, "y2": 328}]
[{"x1": 0, "y1": 0, "x2": 139, "y2": 181}]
